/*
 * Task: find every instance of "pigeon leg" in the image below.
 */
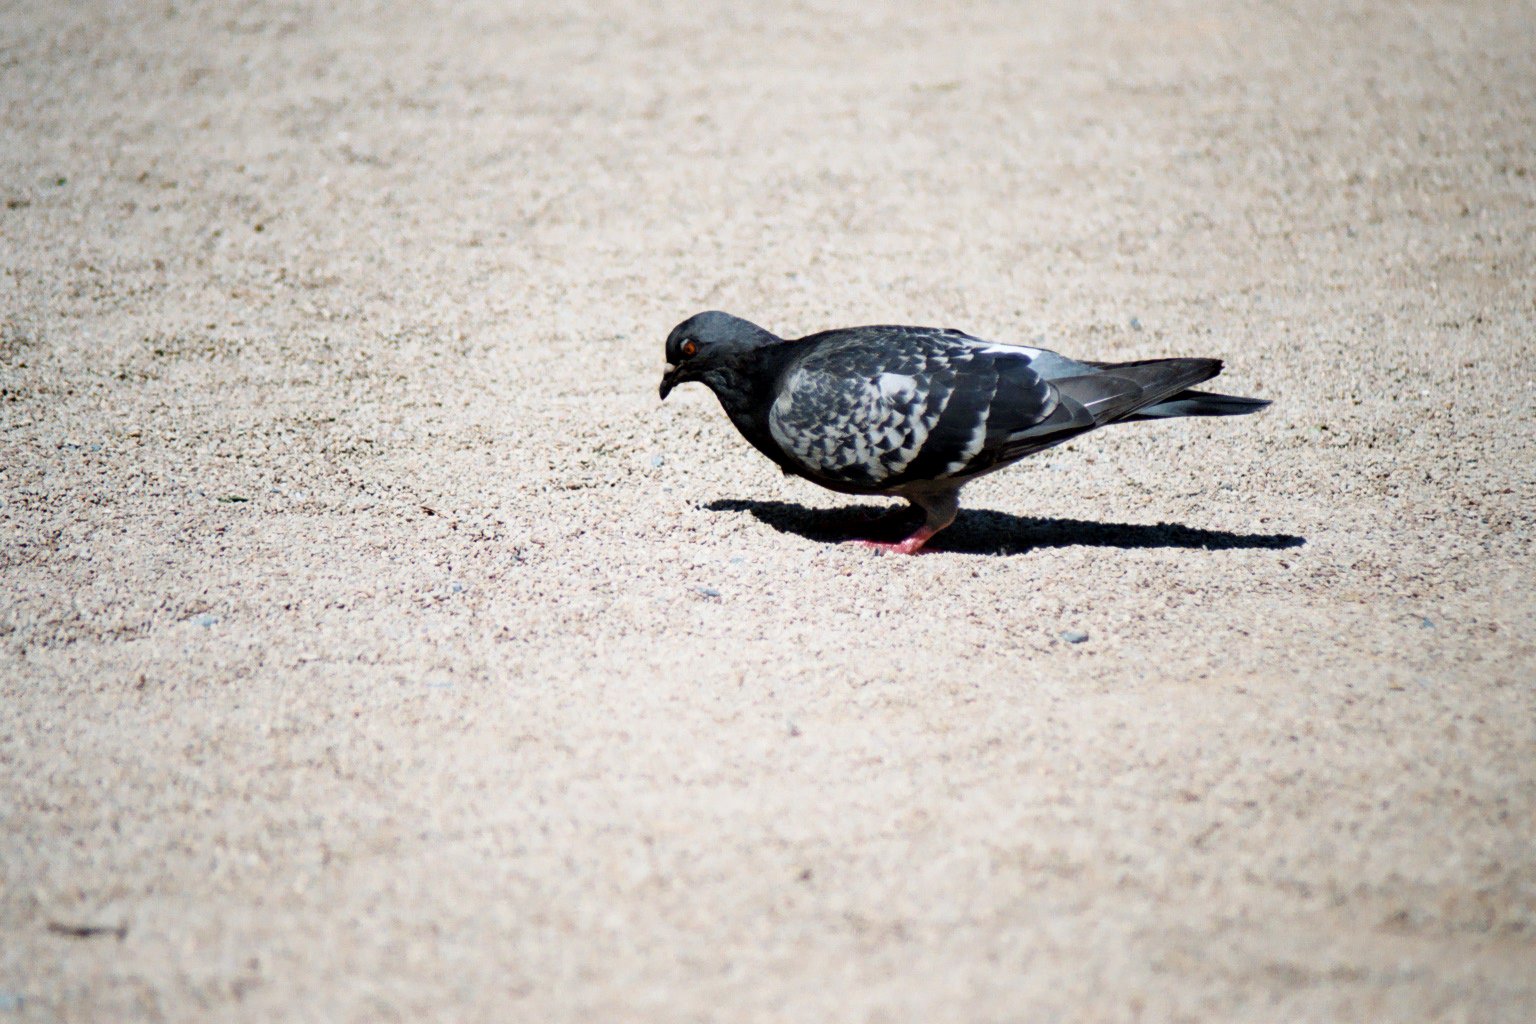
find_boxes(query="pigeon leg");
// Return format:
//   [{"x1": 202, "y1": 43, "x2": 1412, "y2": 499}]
[
  {"x1": 848, "y1": 489, "x2": 959, "y2": 555},
  {"x1": 850, "y1": 523, "x2": 940, "y2": 555}
]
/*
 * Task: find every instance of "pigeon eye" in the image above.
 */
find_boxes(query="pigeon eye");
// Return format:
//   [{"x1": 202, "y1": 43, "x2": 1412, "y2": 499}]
[{"x1": 681, "y1": 340, "x2": 698, "y2": 358}]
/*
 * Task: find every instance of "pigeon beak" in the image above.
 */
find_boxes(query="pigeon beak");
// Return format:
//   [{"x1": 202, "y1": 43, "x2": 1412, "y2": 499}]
[{"x1": 659, "y1": 363, "x2": 681, "y2": 400}]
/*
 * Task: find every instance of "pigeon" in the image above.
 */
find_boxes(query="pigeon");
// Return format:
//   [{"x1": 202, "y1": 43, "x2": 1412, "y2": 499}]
[{"x1": 659, "y1": 311, "x2": 1269, "y2": 554}]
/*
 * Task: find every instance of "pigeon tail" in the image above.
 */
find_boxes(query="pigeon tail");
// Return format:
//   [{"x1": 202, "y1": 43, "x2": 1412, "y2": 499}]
[
  {"x1": 1051, "y1": 358, "x2": 1224, "y2": 425},
  {"x1": 1125, "y1": 390, "x2": 1272, "y2": 419}
]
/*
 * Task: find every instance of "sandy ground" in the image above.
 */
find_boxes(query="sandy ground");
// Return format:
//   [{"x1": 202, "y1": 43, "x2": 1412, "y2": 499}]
[{"x1": 2, "y1": 1, "x2": 1534, "y2": 1020}]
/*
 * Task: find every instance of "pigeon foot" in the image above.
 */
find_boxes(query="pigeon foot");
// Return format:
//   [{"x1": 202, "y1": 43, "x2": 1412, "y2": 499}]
[{"x1": 845, "y1": 525, "x2": 939, "y2": 556}]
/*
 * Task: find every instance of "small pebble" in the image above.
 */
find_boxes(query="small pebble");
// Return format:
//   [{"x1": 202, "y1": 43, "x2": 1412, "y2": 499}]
[
  {"x1": 694, "y1": 585, "x2": 721, "y2": 598},
  {"x1": 190, "y1": 614, "x2": 218, "y2": 628},
  {"x1": 1129, "y1": 317, "x2": 1143, "y2": 331},
  {"x1": 1061, "y1": 629, "x2": 1089, "y2": 644},
  {"x1": 649, "y1": 454, "x2": 664, "y2": 468},
  {"x1": 0, "y1": 991, "x2": 24, "y2": 1011},
  {"x1": 1420, "y1": 617, "x2": 1434, "y2": 629},
  {"x1": 449, "y1": 582, "x2": 465, "y2": 594}
]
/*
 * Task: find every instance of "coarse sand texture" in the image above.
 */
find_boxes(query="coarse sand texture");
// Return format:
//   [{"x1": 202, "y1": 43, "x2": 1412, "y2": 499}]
[{"x1": 2, "y1": 1, "x2": 1533, "y2": 1021}]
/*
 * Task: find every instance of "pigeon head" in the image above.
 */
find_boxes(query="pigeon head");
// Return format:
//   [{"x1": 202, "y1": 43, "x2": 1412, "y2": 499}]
[{"x1": 659, "y1": 311, "x2": 781, "y2": 400}]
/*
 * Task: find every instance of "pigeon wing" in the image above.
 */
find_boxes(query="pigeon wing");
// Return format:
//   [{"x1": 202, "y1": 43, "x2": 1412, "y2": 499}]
[
  {"x1": 767, "y1": 327, "x2": 1088, "y2": 489},
  {"x1": 906, "y1": 338, "x2": 1097, "y2": 478},
  {"x1": 766, "y1": 328, "x2": 956, "y2": 487}
]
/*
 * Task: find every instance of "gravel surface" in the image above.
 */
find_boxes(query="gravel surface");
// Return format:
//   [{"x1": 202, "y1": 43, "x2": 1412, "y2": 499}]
[{"x1": 3, "y1": 1, "x2": 1534, "y2": 1020}]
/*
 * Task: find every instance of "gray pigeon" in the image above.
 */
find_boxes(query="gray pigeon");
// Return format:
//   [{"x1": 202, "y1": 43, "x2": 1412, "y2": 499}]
[{"x1": 659, "y1": 311, "x2": 1269, "y2": 554}]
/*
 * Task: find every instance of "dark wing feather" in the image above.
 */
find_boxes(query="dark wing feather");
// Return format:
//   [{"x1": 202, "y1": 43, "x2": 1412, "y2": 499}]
[
  {"x1": 1063, "y1": 358, "x2": 1224, "y2": 423},
  {"x1": 885, "y1": 340, "x2": 1083, "y2": 482},
  {"x1": 889, "y1": 350, "x2": 999, "y2": 482}
]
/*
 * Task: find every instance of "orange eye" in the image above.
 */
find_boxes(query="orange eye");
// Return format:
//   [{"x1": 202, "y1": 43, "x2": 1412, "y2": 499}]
[{"x1": 681, "y1": 340, "x2": 698, "y2": 358}]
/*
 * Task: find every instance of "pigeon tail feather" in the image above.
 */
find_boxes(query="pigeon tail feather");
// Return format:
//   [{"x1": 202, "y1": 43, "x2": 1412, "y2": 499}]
[
  {"x1": 1056, "y1": 358, "x2": 1224, "y2": 424},
  {"x1": 1126, "y1": 390, "x2": 1272, "y2": 419}
]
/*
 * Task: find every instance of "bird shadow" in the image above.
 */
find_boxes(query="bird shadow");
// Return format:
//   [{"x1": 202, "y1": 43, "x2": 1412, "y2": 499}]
[{"x1": 705, "y1": 499, "x2": 1306, "y2": 556}]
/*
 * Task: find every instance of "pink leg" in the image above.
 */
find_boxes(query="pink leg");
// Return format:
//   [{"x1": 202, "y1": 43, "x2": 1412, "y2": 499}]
[
  {"x1": 847, "y1": 523, "x2": 940, "y2": 555},
  {"x1": 842, "y1": 490, "x2": 959, "y2": 555}
]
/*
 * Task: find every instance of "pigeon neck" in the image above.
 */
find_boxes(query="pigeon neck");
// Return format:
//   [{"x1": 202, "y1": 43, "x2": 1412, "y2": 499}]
[
  {"x1": 704, "y1": 365, "x2": 764, "y2": 419},
  {"x1": 705, "y1": 345, "x2": 783, "y2": 426}
]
